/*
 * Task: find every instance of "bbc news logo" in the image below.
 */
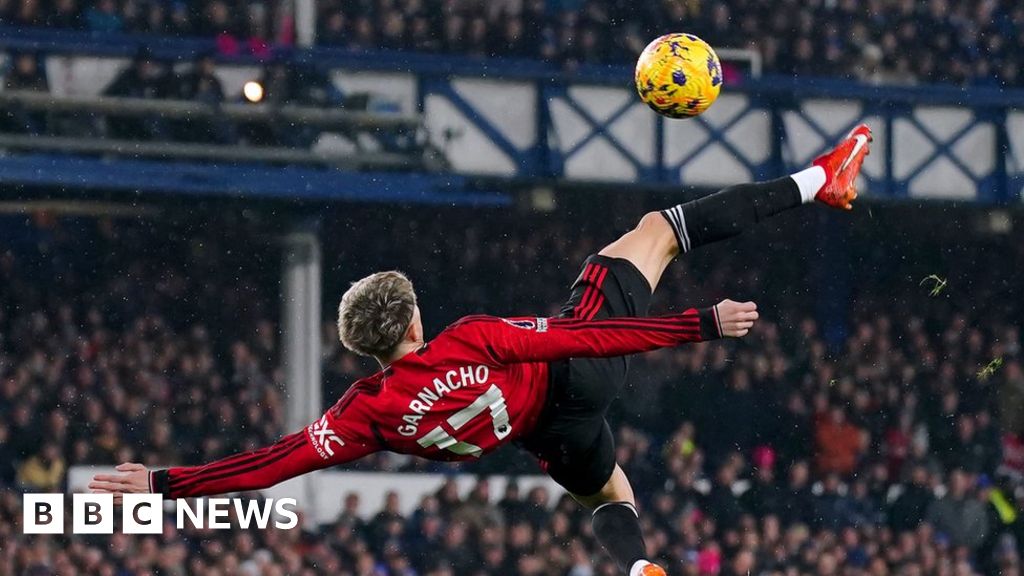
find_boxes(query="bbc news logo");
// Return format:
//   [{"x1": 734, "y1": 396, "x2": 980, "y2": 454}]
[{"x1": 23, "y1": 494, "x2": 299, "y2": 534}]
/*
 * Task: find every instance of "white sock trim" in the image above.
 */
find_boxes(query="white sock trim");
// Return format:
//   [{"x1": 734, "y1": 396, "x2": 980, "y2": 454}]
[
  {"x1": 661, "y1": 205, "x2": 691, "y2": 252},
  {"x1": 629, "y1": 560, "x2": 653, "y2": 576},
  {"x1": 790, "y1": 165, "x2": 827, "y2": 204},
  {"x1": 592, "y1": 501, "x2": 638, "y2": 517}
]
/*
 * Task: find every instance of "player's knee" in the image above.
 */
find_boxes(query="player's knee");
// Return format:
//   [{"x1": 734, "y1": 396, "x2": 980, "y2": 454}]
[
  {"x1": 634, "y1": 211, "x2": 677, "y2": 252},
  {"x1": 574, "y1": 465, "x2": 636, "y2": 509},
  {"x1": 635, "y1": 211, "x2": 665, "y2": 233}
]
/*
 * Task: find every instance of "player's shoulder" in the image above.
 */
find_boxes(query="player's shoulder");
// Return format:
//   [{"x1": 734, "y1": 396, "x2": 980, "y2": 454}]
[
  {"x1": 329, "y1": 372, "x2": 386, "y2": 418},
  {"x1": 444, "y1": 314, "x2": 548, "y2": 330},
  {"x1": 422, "y1": 315, "x2": 510, "y2": 358},
  {"x1": 439, "y1": 314, "x2": 551, "y2": 338},
  {"x1": 446, "y1": 314, "x2": 500, "y2": 330},
  {"x1": 433, "y1": 314, "x2": 500, "y2": 338}
]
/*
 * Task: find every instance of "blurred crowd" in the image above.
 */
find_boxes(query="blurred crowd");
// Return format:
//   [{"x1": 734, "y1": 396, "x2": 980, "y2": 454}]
[
  {"x1": 3, "y1": 0, "x2": 1024, "y2": 86},
  {"x1": 0, "y1": 213, "x2": 284, "y2": 490},
  {"x1": 4, "y1": 465, "x2": 1020, "y2": 575},
  {"x1": 313, "y1": 0, "x2": 1024, "y2": 86},
  {"x1": 1, "y1": 199, "x2": 1023, "y2": 574},
  {"x1": 0, "y1": 0, "x2": 292, "y2": 55}
]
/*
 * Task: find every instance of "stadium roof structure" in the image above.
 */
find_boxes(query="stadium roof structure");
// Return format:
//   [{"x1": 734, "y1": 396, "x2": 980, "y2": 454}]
[{"x1": 1, "y1": 26, "x2": 1022, "y2": 204}]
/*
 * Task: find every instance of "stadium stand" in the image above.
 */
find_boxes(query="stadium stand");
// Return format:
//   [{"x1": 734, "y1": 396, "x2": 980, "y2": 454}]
[
  {"x1": 2, "y1": 0, "x2": 1022, "y2": 85},
  {"x1": 1, "y1": 199, "x2": 1022, "y2": 574}
]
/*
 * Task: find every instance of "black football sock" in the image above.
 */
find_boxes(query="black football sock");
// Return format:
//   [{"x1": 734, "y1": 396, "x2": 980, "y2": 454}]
[
  {"x1": 592, "y1": 501, "x2": 648, "y2": 573},
  {"x1": 660, "y1": 175, "x2": 803, "y2": 253}
]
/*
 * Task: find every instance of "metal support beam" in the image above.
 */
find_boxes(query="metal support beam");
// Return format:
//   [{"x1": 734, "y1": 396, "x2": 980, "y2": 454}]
[
  {"x1": 0, "y1": 134, "x2": 422, "y2": 170},
  {"x1": 0, "y1": 91, "x2": 421, "y2": 130},
  {"x1": 295, "y1": 0, "x2": 316, "y2": 48},
  {"x1": 0, "y1": 90, "x2": 428, "y2": 170},
  {"x1": 283, "y1": 227, "x2": 323, "y2": 434},
  {"x1": 282, "y1": 226, "x2": 322, "y2": 519}
]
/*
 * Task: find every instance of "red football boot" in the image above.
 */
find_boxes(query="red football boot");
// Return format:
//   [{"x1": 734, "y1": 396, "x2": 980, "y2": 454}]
[
  {"x1": 639, "y1": 563, "x2": 667, "y2": 576},
  {"x1": 811, "y1": 123, "x2": 873, "y2": 210}
]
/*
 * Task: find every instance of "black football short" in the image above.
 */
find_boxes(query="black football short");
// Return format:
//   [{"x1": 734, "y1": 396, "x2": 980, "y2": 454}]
[{"x1": 518, "y1": 254, "x2": 653, "y2": 496}]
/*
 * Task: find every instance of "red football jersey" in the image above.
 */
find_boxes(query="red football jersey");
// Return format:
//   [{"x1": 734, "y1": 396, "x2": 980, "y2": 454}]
[{"x1": 152, "y1": 309, "x2": 718, "y2": 498}]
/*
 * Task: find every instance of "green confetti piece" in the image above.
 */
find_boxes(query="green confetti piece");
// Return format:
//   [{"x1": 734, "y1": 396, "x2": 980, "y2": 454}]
[
  {"x1": 978, "y1": 357, "x2": 1004, "y2": 381},
  {"x1": 919, "y1": 274, "x2": 947, "y2": 297}
]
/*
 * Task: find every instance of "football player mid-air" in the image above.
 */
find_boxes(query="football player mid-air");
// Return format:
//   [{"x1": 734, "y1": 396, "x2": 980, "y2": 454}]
[{"x1": 92, "y1": 125, "x2": 872, "y2": 576}]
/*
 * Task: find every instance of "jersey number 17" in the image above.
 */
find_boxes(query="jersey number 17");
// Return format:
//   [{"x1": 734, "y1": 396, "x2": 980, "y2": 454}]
[{"x1": 416, "y1": 385, "x2": 512, "y2": 457}]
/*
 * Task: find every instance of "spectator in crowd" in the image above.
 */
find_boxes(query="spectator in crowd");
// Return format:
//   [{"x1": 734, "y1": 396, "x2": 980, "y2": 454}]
[
  {"x1": 780, "y1": 460, "x2": 818, "y2": 528},
  {"x1": 0, "y1": 424, "x2": 16, "y2": 485},
  {"x1": 102, "y1": 48, "x2": 170, "y2": 140},
  {"x1": 815, "y1": 404, "x2": 867, "y2": 476},
  {"x1": 319, "y1": 8, "x2": 347, "y2": 47},
  {"x1": 46, "y1": 0, "x2": 80, "y2": 28},
  {"x1": 453, "y1": 480, "x2": 504, "y2": 532},
  {"x1": 0, "y1": 200, "x2": 1022, "y2": 573},
  {"x1": 705, "y1": 457, "x2": 744, "y2": 530},
  {"x1": 15, "y1": 443, "x2": 65, "y2": 492},
  {"x1": 1002, "y1": 360, "x2": 1024, "y2": 435},
  {"x1": 4, "y1": 50, "x2": 47, "y2": 91},
  {"x1": 8, "y1": 0, "x2": 43, "y2": 26},
  {"x1": 890, "y1": 464, "x2": 936, "y2": 533},
  {"x1": 3, "y1": 0, "x2": 1024, "y2": 87},
  {"x1": 310, "y1": 0, "x2": 1024, "y2": 87},
  {"x1": 927, "y1": 468, "x2": 991, "y2": 551},
  {"x1": 84, "y1": 0, "x2": 121, "y2": 32},
  {"x1": 169, "y1": 51, "x2": 234, "y2": 143},
  {"x1": 741, "y1": 446, "x2": 783, "y2": 519},
  {"x1": 1, "y1": 51, "x2": 48, "y2": 134}
]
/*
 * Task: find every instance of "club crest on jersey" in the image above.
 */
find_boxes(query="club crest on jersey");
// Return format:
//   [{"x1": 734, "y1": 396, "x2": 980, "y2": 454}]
[
  {"x1": 502, "y1": 318, "x2": 547, "y2": 332},
  {"x1": 307, "y1": 414, "x2": 345, "y2": 460}
]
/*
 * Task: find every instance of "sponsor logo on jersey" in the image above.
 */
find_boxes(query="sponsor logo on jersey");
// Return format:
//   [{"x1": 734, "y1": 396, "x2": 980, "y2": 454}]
[
  {"x1": 502, "y1": 318, "x2": 536, "y2": 330},
  {"x1": 502, "y1": 317, "x2": 547, "y2": 332},
  {"x1": 307, "y1": 414, "x2": 345, "y2": 460}
]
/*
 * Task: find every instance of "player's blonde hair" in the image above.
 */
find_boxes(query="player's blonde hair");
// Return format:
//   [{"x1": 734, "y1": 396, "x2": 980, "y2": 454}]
[{"x1": 337, "y1": 271, "x2": 417, "y2": 358}]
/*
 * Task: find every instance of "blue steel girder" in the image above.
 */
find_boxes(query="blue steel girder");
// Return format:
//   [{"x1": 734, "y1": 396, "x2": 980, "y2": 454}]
[
  {"x1": 1009, "y1": 176, "x2": 1024, "y2": 202},
  {"x1": 535, "y1": 79, "x2": 559, "y2": 179},
  {"x1": 423, "y1": 79, "x2": 539, "y2": 175},
  {"x1": 551, "y1": 86, "x2": 658, "y2": 181},
  {"x1": 666, "y1": 99, "x2": 768, "y2": 183},
  {"x1": 898, "y1": 110, "x2": 991, "y2": 191},
  {"x1": 991, "y1": 107, "x2": 1009, "y2": 203}
]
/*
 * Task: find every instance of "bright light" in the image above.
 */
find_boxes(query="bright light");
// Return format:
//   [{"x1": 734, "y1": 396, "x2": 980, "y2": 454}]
[{"x1": 243, "y1": 81, "x2": 264, "y2": 103}]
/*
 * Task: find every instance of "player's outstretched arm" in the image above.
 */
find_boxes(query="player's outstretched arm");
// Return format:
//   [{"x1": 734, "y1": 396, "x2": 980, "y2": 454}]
[
  {"x1": 89, "y1": 408, "x2": 379, "y2": 501},
  {"x1": 452, "y1": 299, "x2": 758, "y2": 364}
]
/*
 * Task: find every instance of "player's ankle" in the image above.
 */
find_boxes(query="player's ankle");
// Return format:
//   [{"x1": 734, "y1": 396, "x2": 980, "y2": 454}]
[
  {"x1": 630, "y1": 560, "x2": 662, "y2": 576},
  {"x1": 791, "y1": 165, "x2": 827, "y2": 203}
]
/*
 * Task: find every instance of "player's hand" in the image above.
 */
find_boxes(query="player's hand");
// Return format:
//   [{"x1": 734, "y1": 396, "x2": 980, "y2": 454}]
[
  {"x1": 88, "y1": 462, "x2": 151, "y2": 504},
  {"x1": 714, "y1": 299, "x2": 758, "y2": 337}
]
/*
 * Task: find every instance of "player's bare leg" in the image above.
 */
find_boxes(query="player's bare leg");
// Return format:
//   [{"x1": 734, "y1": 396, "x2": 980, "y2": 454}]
[
  {"x1": 598, "y1": 212, "x2": 679, "y2": 292},
  {"x1": 600, "y1": 123, "x2": 872, "y2": 294},
  {"x1": 572, "y1": 463, "x2": 636, "y2": 508}
]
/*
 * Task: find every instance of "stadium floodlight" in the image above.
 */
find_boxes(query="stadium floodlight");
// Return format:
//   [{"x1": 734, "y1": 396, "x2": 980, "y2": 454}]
[{"x1": 243, "y1": 81, "x2": 266, "y2": 103}]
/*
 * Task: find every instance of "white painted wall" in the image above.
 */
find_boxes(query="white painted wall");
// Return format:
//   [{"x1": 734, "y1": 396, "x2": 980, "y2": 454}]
[{"x1": 67, "y1": 467, "x2": 563, "y2": 526}]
